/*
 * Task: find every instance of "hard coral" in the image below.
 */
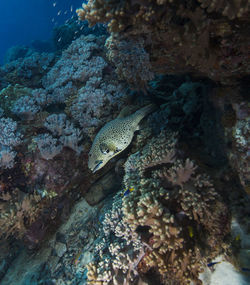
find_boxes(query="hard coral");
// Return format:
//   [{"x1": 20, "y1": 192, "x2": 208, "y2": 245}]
[
  {"x1": 122, "y1": 130, "x2": 231, "y2": 284},
  {"x1": 105, "y1": 35, "x2": 154, "y2": 89},
  {"x1": 84, "y1": 128, "x2": 231, "y2": 285},
  {"x1": 77, "y1": 0, "x2": 250, "y2": 85},
  {"x1": 85, "y1": 194, "x2": 146, "y2": 285}
]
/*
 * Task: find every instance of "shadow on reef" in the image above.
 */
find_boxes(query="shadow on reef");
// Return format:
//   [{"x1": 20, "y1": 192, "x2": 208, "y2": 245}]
[
  {"x1": 148, "y1": 75, "x2": 228, "y2": 168},
  {"x1": 147, "y1": 74, "x2": 248, "y2": 209}
]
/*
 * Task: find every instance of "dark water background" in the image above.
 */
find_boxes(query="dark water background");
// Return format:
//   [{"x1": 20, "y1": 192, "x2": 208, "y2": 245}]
[{"x1": 0, "y1": 0, "x2": 83, "y2": 64}]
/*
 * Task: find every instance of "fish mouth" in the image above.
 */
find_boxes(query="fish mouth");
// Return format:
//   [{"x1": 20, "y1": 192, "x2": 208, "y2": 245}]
[{"x1": 92, "y1": 160, "x2": 103, "y2": 173}]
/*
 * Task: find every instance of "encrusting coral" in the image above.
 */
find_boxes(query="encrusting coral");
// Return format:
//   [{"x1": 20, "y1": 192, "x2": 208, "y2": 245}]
[{"x1": 77, "y1": 0, "x2": 250, "y2": 85}]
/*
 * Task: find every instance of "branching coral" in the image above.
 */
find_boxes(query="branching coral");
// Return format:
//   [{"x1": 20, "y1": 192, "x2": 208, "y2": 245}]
[
  {"x1": 84, "y1": 129, "x2": 231, "y2": 284},
  {"x1": 0, "y1": 189, "x2": 46, "y2": 240},
  {"x1": 23, "y1": 34, "x2": 127, "y2": 139},
  {"x1": 85, "y1": 194, "x2": 147, "y2": 285},
  {"x1": 77, "y1": 0, "x2": 250, "y2": 85},
  {"x1": 122, "y1": 130, "x2": 231, "y2": 284}
]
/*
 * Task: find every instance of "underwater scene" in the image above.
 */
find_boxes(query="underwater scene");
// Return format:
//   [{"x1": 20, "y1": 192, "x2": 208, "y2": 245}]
[{"x1": 0, "y1": 0, "x2": 249, "y2": 284}]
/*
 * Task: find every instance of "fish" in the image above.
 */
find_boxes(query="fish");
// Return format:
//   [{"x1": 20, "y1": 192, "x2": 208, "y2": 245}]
[
  {"x1": 235, "y1": 234, "x2": 241, "y2": 241},
  {"x1": 207, "y1": 261, "x2": 221, "y2": 267},
  {"x1": 187, "y1": 226, "x2": 194, "y2": 238},
  {"x1": 88, "y1": 104, "x2": 156, "y2": 173},
  {"x1": 123, "y1": 187, "x2": 134, "y2": 197}
]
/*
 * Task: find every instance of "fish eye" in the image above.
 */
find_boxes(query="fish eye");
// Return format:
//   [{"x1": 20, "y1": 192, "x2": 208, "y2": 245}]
[{"x1": 100, "y1": 143, "x2": 110, "y2": 155}]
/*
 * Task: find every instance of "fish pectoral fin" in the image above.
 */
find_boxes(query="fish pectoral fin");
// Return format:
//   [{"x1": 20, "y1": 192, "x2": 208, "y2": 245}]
[{"x1": 117, "y1": 105, "x2": 139, "y2": 118}]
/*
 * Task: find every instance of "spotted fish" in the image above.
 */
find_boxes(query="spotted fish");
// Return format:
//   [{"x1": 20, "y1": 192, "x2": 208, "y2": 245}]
[{"x1": 88, "y1": 104, "x2": 156, "y2": 173}]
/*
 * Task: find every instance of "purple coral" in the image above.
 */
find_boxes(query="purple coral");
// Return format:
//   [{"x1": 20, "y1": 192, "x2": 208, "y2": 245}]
[
  {"x1": 34, "y1": 134, "x2": 63, "y2": 160},
  {"x1": 0, "y1": 117, "x2": 22, "y2": 168},
  {"x1": 69, "y1": 81, "x2": 126, "y2": 133},
  {"x1": 11, "y1": 96, "x2": 41, "y2": 120},
  {"x1": 42, "y1": 35, "x2": 107, "y2": 103},
  {"x1": 34, "y1": 114, "x2": 83, "y2": 159},
  {"x1": 0, "y1": 148, "x2": 17, "y2": 169},
  {"x1": 106, "y1": 36, "x2": 154, "y2": 88}
]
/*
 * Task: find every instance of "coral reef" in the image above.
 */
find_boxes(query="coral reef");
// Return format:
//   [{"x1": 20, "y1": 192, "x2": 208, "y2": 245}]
[
  {"x1": 0, "y1": 84, "x2": 33, "y2": 115},
  {"x1": 105, "y1": 36, "x2": 154, "y2": 89},
  {"x1": 34, "y1": 113, "x2": 83, "y2": 159},
  {"x1": 4, "y1": 45, "x2": 33, "y2": 64},
  {"x1": 228, "y1": 98, "x2": 250, "y2": 191},
  {"x1": 84, "y1": 130, "x2": 231, "y2": 284},
  {"x1": 0, "y1": 117, "x2": 22, "y2": 169},
  {"x1": 0, "y1": 52, "x2": 55, "y2": 88},
  {"x1": 77, "y1": 0, "x2": 250, "y2": 85},
  {"x1": 0, "y1": 29, "x2": 128, "y2": 247},
  {"x1": 122, "y1": 130, "x2": 231, "y2": 283},
  {"x1": 86, "y1": 193, "x2": 147, "y2": 285},
  {"x1": 66, "y1": 76, "x2": 126, "y2": 138},
  {"x1": 0, "y1": 5, "x2": 249, "y2": 285}
]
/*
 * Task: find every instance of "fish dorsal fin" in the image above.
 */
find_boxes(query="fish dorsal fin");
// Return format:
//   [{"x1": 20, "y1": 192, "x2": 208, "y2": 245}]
[
  {"x1": 117, "y1": 105, "x2": 140, "y2": 118},
  {"x1": 131, "y1": 104, "x2": 157, "y2": 126}
]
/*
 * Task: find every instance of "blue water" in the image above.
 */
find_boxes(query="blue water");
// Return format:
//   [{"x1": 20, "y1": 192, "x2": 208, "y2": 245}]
[{"x1": 0, "y1": 0, "x2": 83, "y2": 64}]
